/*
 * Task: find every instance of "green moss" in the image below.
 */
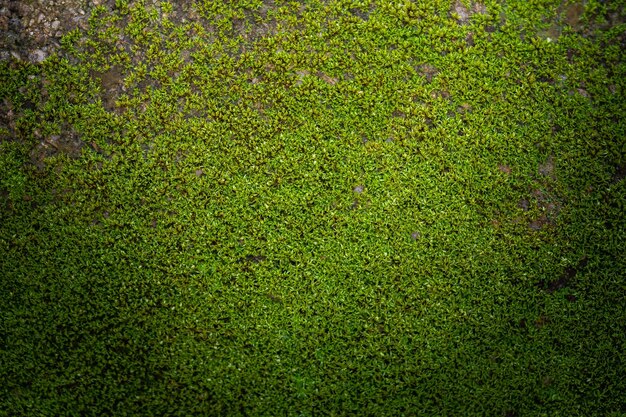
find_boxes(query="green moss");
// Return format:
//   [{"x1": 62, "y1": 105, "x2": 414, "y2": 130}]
[{"x1": 1, "y1": 0, "x2": 625, "y2": 415}]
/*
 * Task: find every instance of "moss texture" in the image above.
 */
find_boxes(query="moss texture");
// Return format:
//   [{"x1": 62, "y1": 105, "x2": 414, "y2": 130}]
[{"x1": 1, "y1": 0, "x2": 625, "y2": 415}]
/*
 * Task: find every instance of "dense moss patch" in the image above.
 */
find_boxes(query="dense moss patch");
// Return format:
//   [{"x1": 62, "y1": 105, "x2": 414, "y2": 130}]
[{"x1": 1, "y1": 0, "x2": 625, "y2": 415}]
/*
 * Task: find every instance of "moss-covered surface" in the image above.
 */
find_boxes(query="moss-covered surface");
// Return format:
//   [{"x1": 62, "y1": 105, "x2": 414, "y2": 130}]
[{"x1": 1, "y1": 0, "x2": 625, "y2": 415}]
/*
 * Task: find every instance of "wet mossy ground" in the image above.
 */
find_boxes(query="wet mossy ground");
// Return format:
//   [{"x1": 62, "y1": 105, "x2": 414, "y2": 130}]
[{"x1": 1, "y1": 0, "x2": 625, "y2": 415}]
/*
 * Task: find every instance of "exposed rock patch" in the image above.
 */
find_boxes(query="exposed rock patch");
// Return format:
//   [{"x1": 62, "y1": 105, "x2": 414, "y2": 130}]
[
  {"x1": 0, "y1": 0, "x2": 91, "y2": 63},
  {"x1": 451, "y1": 1, "x2": 487, "y2": 25}
]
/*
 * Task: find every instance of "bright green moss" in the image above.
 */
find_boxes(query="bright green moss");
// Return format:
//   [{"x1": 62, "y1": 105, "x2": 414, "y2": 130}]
[{"x1": 1, "y1": 0, "x2": 625, "y2": 415}]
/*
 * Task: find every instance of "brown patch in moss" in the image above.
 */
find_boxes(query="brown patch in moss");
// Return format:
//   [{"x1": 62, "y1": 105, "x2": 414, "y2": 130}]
[
  {"x1": 498, "y1": 164, "x2": 511, "y2": 174},
  {"x1": 29, "y1": 127, "x2": 84, "y2": 171},
  {"x1": 417, "y1": 64, "x2": 438, "y2": 83},
  {"x1": 564, "y1": 3, "x2": 585, "y2": 29}
]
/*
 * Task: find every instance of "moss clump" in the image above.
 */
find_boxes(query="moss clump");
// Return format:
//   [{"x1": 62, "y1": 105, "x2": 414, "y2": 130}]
[{"x1": 1, "y1": 0, "x2": 625, "y2": 415}]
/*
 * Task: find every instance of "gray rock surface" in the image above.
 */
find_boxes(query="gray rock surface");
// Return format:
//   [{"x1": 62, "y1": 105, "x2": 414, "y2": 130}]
[{"x1": 0, "y1": 0, "x2": 92, "y2": 63}]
